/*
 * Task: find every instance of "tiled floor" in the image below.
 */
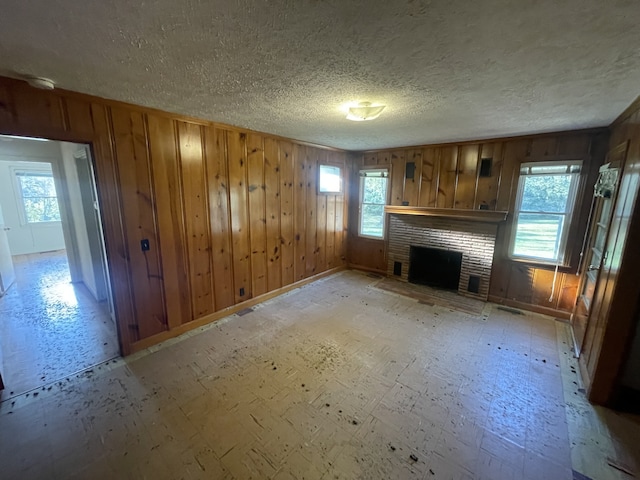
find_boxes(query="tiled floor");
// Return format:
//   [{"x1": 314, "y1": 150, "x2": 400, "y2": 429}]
[
  {"x1": 0, "y1": 250, "x2": 119, "y2": 398},
  {"x1": 0, "y1": 270, "x2": 638, "y2": 479}
]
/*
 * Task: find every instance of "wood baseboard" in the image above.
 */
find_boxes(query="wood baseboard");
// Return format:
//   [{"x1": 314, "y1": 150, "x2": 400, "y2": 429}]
[
  {"x1": 347, "y1": 264, "x2": 387, "y2": 275},
  {"x1": 129, "y1": 266, "x2": 347, "y2": 354},
  {"x1": 487, "y1": 295, "x2": 572, "y2": 320}
]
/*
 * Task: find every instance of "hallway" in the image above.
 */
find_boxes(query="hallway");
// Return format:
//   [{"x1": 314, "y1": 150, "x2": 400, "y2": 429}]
[{"x1": 0, "y1": 250, "x2": 119, "y2": 398}]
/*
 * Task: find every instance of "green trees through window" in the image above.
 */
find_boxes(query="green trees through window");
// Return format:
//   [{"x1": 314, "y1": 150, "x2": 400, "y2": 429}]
[
  {"x1": 359, "y1": 170, "x2": 388, "y2": 238},
  {"x1": 511, "y1": 162, "x2": 581, "y2": 263},
  {"x1": 16, "y1": 172, "x2": 61, "y2": 223}
]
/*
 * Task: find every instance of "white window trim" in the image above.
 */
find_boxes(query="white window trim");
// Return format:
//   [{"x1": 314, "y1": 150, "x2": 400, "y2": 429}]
[
  {"x1": 11, "y1": 166, "x2": 62, "y2": 226},
  {"x1": 358, "y1": 168, "x2": 389, "y2": 239},
  {"x1": 509, "y1": 160, "x2": 582, "y2": 265}
]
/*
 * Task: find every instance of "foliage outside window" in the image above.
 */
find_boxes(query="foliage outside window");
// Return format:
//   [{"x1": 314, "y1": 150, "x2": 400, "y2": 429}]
[
  {"x1": 318, "y1": 165, "x2": 342, "y2": 193},
  {"x1": 359, "y1": 169, "x2": 388, "y2": 238},
  {"x1": 15, "y1": 171, "x2": 61, "y2": 223},
  {"x1": 511, "y1": 161, "x2": 581, "y2": 264}
]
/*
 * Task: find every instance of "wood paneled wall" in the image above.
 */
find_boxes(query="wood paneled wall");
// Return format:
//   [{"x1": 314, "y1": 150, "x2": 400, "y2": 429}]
[
  {"x1": 0, "y1": 76, "x2": 347, "y2": 354},
  {"x1": 348, "y1": 131, "x2": 609, "y2": 316},
  {"x1": 580, "y1": 98, "x2": 640, "y2": 404}
]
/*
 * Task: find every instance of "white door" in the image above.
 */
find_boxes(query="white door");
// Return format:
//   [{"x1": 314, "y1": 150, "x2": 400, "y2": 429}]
[{"x1": 0, "y1": 203, "x2": 16, "y2": 295}]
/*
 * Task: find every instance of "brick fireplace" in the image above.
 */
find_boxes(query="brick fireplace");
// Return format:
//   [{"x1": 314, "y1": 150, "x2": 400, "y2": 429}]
[{"x1": 386, "y1": 210, "x2": 503, "y2": 301}]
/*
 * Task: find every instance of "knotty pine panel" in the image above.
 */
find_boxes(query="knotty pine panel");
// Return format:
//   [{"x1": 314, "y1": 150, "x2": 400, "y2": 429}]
[
  {"x1": 110, "y1": 107, "x2": 167, "y2": 340},
  {"x1": 178, "y1": 121, "x2": 214, "y2": 318},
  {"x1": 418, "y1": 147, "x2": 438, "y2": 207},
  {"x1": 404, "y1": 149, "x2": 423, "y2": 206},
  {"x1": 316, "y1": 151, "x2": 328, "y2": 272},
  {"x1": 279, "y1": 141, "x2": 295, "y2": 286},
  {"x1": 293, "y1": 144, "x2": 307, "y2": 281},
  {"x1": 203, "y1": 126, "x2": 235, "y2": 310},
  {"x1": 475, "y1": 142, "x2": 503, "y2": 210},
  {"x1": 247, "y1": 133, "x2": 268, "y2": 297},
  {"x1": 147, "y1": 114, "x2": 192, "y2": 328},
  {"x1": 326, "y1": 195, "x2": 336, "y2": 269},
  {"x1": 454, "y1": 144, "x2": 479, "y2": 209},
  {"x1": 305, "y1": 147, "x2": 318, "y2": 277},
  {"x1": 264, "y1": 137, "x2": 282, "y2": 292},
  {"x1": 436, "y1": 146, "x2": 458, "y2": 208},
  {"x1": 88, "y1": 103, "x2": 138, "y2": 353},
  {"x1": 227, "y1": 130, "x2": 252, "y2": 302},
  {"x1": 390, "y1": 150, "x2": 406, "y2": 205}
]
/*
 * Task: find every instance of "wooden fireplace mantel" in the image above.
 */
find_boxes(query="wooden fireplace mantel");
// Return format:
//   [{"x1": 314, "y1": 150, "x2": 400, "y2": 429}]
[{"x1": 384, "y1": 206, "x2": 508, "y2": 223}]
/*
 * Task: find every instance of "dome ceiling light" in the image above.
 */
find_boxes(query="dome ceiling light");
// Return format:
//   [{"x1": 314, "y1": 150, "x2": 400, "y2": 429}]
[{"x1": 346, "y1": 102, "x2": 386, "y2": 122}]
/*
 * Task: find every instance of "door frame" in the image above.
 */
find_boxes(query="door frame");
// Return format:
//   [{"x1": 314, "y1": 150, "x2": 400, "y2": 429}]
[{"x1": 0, "y1": 123, "x2": 129, "y2": 355}]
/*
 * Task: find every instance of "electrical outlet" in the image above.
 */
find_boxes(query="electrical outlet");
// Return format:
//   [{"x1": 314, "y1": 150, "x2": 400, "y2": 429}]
[
  {"x1": 239, "y1": 287, "x2": 245, "y2": 296},
  {"x1": 141, "y1": 239, "x2": 150, "y2": 251}
]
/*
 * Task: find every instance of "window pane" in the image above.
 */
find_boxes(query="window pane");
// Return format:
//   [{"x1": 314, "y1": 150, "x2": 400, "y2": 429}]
[
  {"x1": 19, "y1": 174, "x2": 57, "y2": 197},
  {"x1": 360, "y1": 204, "x2": 385, "y2": 237},
  {"x1": 520, "y1": 174, "x2": 571, "y2": 213},
  {"x1": 319, "y1": 165, "x2": 342, "y2": 193},
  {"x1": 513, "y1": 213, "x2": 564, "y2": 260},
  {"x1": 18, "y1": 173, "x2": 61, "y2": 223},
  {"x1": 362, "y1": 176, "x2": 387, "y2": 204}
]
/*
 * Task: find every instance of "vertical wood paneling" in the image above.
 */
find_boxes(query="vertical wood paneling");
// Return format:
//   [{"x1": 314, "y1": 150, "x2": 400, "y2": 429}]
[
  {"x1": 305, "y1": 148, "x2": 317, "y2": 277},
  {"x1": 475, "y1": 142, "x2": 503, "y2": 210},
  {"x1": 88, "y1": 103, "x2": 137, "y2": 353},
  {"x1": 264, "y1": 137, "x2": 282, "y2": 292},
  {"x1": 496, "y1": 140, "x2": 528, "y2": 212},
  {"x1": 110, "y1": 107, "x2": 167, "y2": 339},
  {"x1": 147, "y1": 114, "x2": 191, "y2": 328},
  {"x1": 316, "y1": 152, "x2": 328, "y2": 272},
  {"x1": 293, "y1": 144, "x2": 307, "y2": 281},
  {"x1": 280, "y1": 141, "x2": 295, "y2": 286},
  {"x1": 64, "y1": 97, "x2": 95, "y2": 136},
  {"x1": 404, "y1": 149, "x2": 423, "y2": 206},
  {"x1": 454, "y1": 144, "x2": 479, "y2": 209},
  {"x1": 247, "y1": 133, "x2": 268, "y2": 297},
  {"x1": 335, "y1": 188, "x2": 345, "y2": 265},
  {"x1": 10, "y1": 83, "x2": 65, "y2": 131},
  {"x1": 203, "y1": 126, "x2": 235, "y2": 310},
  {"x1": 390, "y1": 150, "x2": 406, "y2": 205},
  {"x1": 227, "y1": 130, "x2": 251, "y2": 302},
  {"x1": 178, "y1": 121, "x2": 214, "y2": 318},
  {"x1": 419, "y1": 147, "x2": 438, "y2": 207},
  {"x1": 326, "y1": 195, "x2": 336, "y2": 268},
  {"x1": 0, "y1": 75, "x2": 349, "y2": 355},
  {"x1": 436, "y1": 146, "x2": 458, "y2": 208}
]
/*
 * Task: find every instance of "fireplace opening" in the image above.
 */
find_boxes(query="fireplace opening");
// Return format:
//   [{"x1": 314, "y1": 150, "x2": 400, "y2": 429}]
[{"x1": 408, "y1": 246, "x2": 462, "y2": 291}]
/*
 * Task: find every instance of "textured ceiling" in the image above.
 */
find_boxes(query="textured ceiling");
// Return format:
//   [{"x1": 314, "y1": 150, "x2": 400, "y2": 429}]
[{"x1": 1, "y1": 1, "x2": 639, "y2": 150}]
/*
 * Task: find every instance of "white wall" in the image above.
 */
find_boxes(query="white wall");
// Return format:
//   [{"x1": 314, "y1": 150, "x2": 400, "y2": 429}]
[
  {"x1": 0, "y1": 138, "x2": 66, "y2": 255},
  {"x1": 59, "y1": 143, "x2": 108, "y2": 301}
]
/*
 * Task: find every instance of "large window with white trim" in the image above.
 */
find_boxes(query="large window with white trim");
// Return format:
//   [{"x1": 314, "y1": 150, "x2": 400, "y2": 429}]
[
  {"x1": 510, "y1": 161, "x2": 581, "y2": 264},
  {"x1": 358, "y1": 169, "x2": 388, "y2": 238}
]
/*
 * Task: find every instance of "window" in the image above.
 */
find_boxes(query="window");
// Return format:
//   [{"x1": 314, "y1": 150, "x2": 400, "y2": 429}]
[
  {"x1": 318, "y1": 165, "x2": 342, "y2": 193},
  {"x1": 15, "y1": 170, "x2": 61, "y2": 223},
  {"x1": 510, "y1": 161, "x2": 581, "y2": 264},
  {"x1": 359, "y1": 169, "x2": 388, "y2": 238}
]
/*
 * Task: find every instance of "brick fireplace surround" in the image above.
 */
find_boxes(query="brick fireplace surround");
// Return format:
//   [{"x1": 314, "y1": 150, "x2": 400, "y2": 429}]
[{"x1": 386, "y1": 213, "x2": 499, "y2": 301}]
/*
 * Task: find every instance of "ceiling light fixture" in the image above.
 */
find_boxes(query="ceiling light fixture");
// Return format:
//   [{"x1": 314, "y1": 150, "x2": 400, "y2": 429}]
[
  {"x1": 25, "y1": 76, "x2": 55, "y2": 90},
  {"x1": 346, "y1": 102, "x2": 386, "y2": 122}
]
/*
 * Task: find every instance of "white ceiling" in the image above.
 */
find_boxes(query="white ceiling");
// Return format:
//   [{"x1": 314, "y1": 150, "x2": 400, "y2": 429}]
[{"x1": 1, "y1": 1, "x2": 639, "y2": 150}]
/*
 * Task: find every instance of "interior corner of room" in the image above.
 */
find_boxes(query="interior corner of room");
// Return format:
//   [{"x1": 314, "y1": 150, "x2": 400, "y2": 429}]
[{"x1": 1, "y1": 52, "x2": 640, "y2": 480}]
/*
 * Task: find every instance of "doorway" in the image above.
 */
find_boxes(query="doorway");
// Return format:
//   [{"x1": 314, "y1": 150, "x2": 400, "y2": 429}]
[{"x1": 0, "y1": 135, "x2": 119, "y2": 398}]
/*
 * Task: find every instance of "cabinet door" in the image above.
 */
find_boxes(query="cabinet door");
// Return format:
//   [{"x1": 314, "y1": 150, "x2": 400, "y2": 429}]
[{"x1": 572, "y1": 142, "x2": 627, "y2": 355}]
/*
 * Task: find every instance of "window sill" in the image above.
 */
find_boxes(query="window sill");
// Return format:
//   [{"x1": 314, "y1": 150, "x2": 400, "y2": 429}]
[
  {"x1": 358, "y1": 234, "x2": 385, "y2": 241},
  {"x1": 508, "y1": 256, "x2": 575, "y2": 271}
]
